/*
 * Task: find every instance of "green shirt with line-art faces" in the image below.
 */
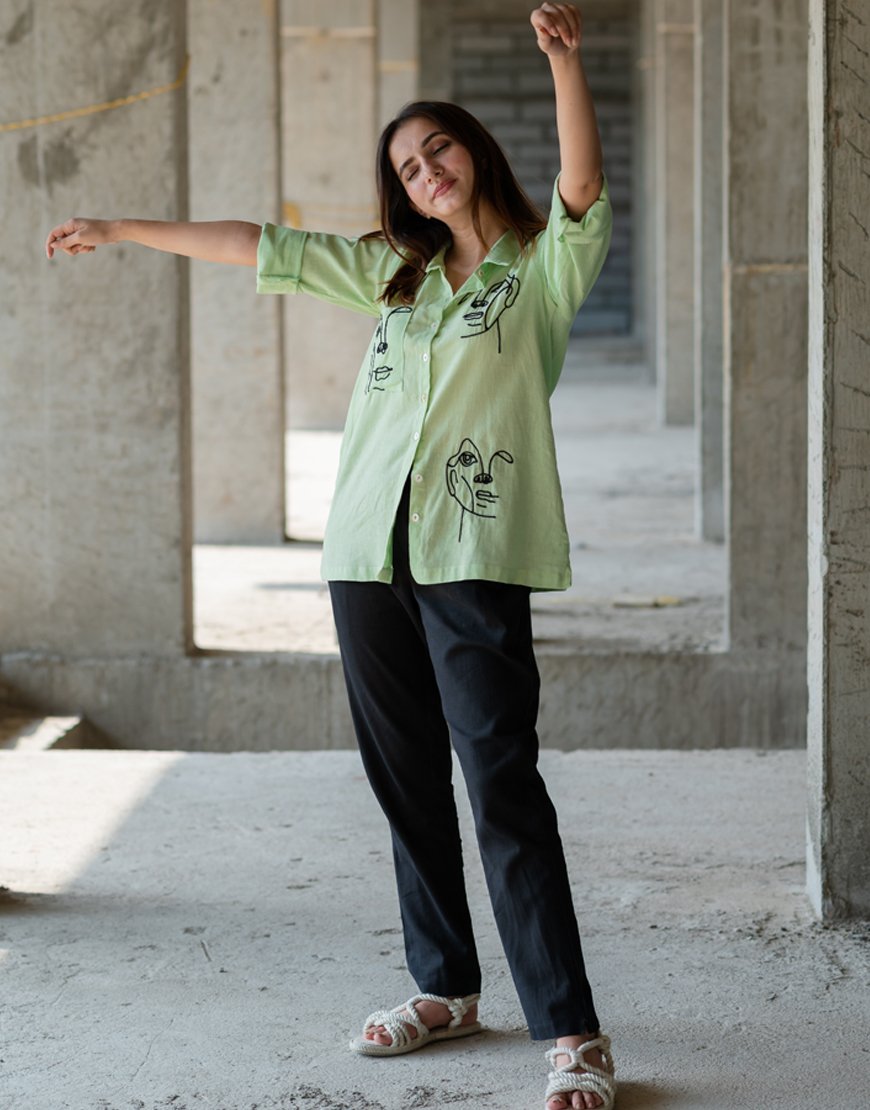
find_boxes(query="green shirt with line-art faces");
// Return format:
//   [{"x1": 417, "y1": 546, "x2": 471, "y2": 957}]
[{"x1": 257, "y1": 175, "x2": 612, "y2": 590}]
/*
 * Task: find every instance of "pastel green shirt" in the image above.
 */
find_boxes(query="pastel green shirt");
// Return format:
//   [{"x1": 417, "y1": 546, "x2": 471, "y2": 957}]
[{"x1": 257, "y1": 176, "x2": 612, "y2": 589}]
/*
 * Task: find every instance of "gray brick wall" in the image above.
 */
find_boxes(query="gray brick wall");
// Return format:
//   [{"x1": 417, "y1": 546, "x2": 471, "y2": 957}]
[{"x1": 421, "y1": 1, "x2": 636, "y2": 337}]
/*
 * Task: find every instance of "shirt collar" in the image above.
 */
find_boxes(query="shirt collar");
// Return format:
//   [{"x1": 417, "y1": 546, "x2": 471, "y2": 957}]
[{"x1": 425, "y1": 229, "x2": 519, "y2": 274}]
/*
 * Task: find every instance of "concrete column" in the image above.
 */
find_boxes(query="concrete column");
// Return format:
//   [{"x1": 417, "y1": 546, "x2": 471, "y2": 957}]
[
  {"x1": 724, "y1": 0, "x2": 808, "y2": 656},
  {"x1": 376, "y1": 0, "x2": 419, "y2": 130},
  {"x1": 279, "y1": 0, "x2": 379, "y2": 432},
  {"x1": 418, "y1": 0, "x2": 453, "y2": 103},
  {"x1": 0, "y1": 1, "x2": 192, "y2": 658},
  {"x1": 188, "y1": 0, "x2": 285, "y2": 543},
  {"x1": 637, "y1": 0, "x2": 658, "y2": 378},
  {"x1": 693, "y1": 0, "x2": 724, "y2": 541},
  {"x1": 654, "y1": 0, "x2": 695, "y2": 426},
  {"x1": 806, "y1": 0, "x2": 870, "y2": 919}
]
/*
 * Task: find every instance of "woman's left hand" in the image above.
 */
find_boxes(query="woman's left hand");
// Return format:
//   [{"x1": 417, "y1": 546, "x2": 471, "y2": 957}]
[{"x1": 530, "y1": 2, "x2": 582, "y2": 56}]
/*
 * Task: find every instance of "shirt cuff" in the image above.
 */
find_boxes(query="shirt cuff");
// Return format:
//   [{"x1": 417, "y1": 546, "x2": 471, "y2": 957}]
[
  {"x1": 551, "y1": 173, "x2": 612, "y2": 244},
  {"x1": 256, "y1": 222, "x2": 308, "y2": 294}
]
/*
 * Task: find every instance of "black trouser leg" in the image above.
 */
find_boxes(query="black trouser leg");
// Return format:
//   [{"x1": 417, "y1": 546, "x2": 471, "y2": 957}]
[
  {"x1": 411, "y1": 577, "x2": 599, "y2": 1039},
  {"x1": 329, "y1": 574, "x2": 481, "y2": 996}
]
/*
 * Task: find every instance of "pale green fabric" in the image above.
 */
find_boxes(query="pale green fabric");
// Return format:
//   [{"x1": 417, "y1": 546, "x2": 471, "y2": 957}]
[{"x1": 257, "y1": 176, "x2": 612, "y2": 589}]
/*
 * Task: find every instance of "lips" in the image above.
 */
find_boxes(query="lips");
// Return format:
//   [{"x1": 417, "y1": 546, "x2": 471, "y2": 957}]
[{"x1": 433, "y1": 178, "x2": 455, "y2": 200}]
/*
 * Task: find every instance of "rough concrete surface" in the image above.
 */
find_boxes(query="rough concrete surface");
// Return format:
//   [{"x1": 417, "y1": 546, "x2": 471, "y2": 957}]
[{"x1": 1, "y1": 749, "x2": 868, "y2": 1110}]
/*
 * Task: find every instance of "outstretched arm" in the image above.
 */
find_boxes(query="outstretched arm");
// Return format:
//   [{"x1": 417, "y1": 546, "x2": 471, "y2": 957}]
[
  {"x1": 530, "y1": 2, "x2": 603, "y2": 220},
  {"x1": 45, "y1": 216, "x2": 261, "y2": 266}
]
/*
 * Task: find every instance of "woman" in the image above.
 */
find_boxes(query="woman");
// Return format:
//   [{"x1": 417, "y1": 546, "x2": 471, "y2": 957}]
[{"x1": 46, "y1": 5, "x2": 615, "y2": 1107}]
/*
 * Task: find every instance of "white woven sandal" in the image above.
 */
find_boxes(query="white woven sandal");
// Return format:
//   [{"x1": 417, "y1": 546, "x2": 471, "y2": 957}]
[
  {"x1": 349, "y1": 992, "x2": 482, "y2": 1057},
  {"x1": 544, "y1": 1034, "x2": 616, "y2": 1109}
]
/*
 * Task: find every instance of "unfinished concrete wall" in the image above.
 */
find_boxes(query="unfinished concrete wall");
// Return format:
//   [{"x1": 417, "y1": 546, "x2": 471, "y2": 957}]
[
  {"x1": 377, "y1": 0, "x2": 419, "y2": 130},
  {"x1": 0, "y1": 0, "x2": 192, "y2": 658},
  {"x1": 279, "y1": 0, "x2": 382, "y2": 432},
  {"x1": 188, "y1": 0, "x2": 284, "y2": 543},
  {"x1": 0, "y1": 645, "x2": 806, "y2": 752},
  {"x1": 806, "y1": 0, "x2": 870, "y2": 919},
  {"x1": 724, "y1": 0, "x2": 808, "y2": 668},
  {"x1": 693, "y1": 0, "x2": 724, "y2": 541},
  {"x1": 637, "y1": 0, "x2": 657, "y2": 375},
  {"x1": 654, "y1": 0, "x2": 695, "y2": 426}
]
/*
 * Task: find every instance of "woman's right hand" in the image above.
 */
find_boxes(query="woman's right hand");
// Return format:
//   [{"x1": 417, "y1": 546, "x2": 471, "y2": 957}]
[{"x1": 45, "y1": 217, "x2": 117, "y2": 259}]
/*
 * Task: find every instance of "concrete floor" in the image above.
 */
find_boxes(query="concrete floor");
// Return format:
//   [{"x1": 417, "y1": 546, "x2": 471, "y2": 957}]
[
  {"x1": 194, "y1": 346, "x2": 726, "y2": 655},
  {"x1": 2, "y1": 748, "x2": 868, "y2": 1110}
]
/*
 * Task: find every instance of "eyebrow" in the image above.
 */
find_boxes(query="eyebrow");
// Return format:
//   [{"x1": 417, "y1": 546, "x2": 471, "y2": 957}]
[{"x1": 397, "y1": 130, "x2": 446, "y2": 178}]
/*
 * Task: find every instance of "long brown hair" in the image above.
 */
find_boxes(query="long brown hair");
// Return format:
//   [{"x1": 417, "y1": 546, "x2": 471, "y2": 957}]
[{"x1": 365, "y1": 101, "x2": 546, "y2": 305}]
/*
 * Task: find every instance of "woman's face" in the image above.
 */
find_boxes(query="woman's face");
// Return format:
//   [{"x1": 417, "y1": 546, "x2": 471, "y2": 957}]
[{"x1": 388, "y1": 116, "x2": 476, "y2": 222}]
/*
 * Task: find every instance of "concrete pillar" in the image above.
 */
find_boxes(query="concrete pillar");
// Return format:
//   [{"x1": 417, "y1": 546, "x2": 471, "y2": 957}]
[
  {"x1": 418, "y1": 0, "x2": 452, "y2": 103},
  {"x1": 630, "y1": 2, "x2": 650, "y2": 358},
  {"x1": 0, "y1": 1, "x2": 192, "y2": 657},
  {"x1": 188, "y1": 0, "x2": 285, "y2": 543},
  {"x1": 806, "y1": 0, "x2": 870, "y2": 919},
  {"x1": 279, "y1": 0, "x2": 379, "y2": 432},
  {"x1": 724, "y1": 0, "x2": 808, "y2": 658},
  {"x1": 376, "y1": 0, "x2": 419, "y2": 130},
  {"x1": 637, "y1": 0, "x2": 658, "y2": 378},
  {"x1": 654, "y1": 0, "x2": 695, "y2": 426},
  {"x1": 693, "y1": 0, "x2": 724, "y2": 541}
]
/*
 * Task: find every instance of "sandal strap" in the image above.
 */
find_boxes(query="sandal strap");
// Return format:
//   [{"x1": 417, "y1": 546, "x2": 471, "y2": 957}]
[
  {"x1": 545, "y1": 1035, "x2": 613, "y2": 1072},
  {"x1": 544, "y1": 1036, "x2": 616, "y2": 1104},
  {"x1": 362, "y1": 1005, "x2": 425, "y2": 1049},
  {"x1": 411, "y1": 992, "x2": 481, "y2": 1029},
  {"x1": 544, "y1": 1067, "x2": 615, "y2": 1103},
  {"x1": 362, "y1": 992, "x2": 480, "y2": 1045}
]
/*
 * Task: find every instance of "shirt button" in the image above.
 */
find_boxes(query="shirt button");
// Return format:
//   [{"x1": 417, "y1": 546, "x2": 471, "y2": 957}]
[
  {"x1": 422, "y1": 352, "x2": 429, "y2": 362},
  {"x1": 413, "y1": 431, "x2": 419, "y2": 441},
  {"x1": 420, "y1": 393, "x2": 428, "y2": 404},
  {"x1": 414, "y1": 473, "x2": 423, "y2": 483},
  {"x1": 411, "y1": 513, "x2": 420, "y2": 523},
  {"x1": 430, "y1": 322, "x2": 437, "y2": 330}
]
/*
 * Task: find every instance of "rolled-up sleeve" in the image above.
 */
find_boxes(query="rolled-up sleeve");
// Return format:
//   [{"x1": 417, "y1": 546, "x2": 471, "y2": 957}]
[
  {"x1": 256, "y1": 224, "x2": 395, "y2": 317},
  {"x1": 534, "y1": 173, "x2": 613, "y2": 314}
]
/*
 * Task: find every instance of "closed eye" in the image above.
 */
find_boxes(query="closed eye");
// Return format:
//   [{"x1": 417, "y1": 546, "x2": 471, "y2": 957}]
[{"x1": 405, "y1": 142, "x2": 451, "y2": 182}]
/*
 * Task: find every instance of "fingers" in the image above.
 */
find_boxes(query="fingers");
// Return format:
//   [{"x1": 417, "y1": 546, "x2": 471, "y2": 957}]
[
  {"x1": 46, "y1": 219, "x2": 79, "y2": 259},
  {"x1": 45, "y1": 219, "x2": 98, "y2": 259},
  {"x1": 531, "y1": 3, "x2": 582, "y2": 51}
]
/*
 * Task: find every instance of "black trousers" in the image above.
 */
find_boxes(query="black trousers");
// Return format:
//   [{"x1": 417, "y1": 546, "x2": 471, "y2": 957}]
[{"x1": 328, "y1": 484, "x2": 600, "y2": 1040}]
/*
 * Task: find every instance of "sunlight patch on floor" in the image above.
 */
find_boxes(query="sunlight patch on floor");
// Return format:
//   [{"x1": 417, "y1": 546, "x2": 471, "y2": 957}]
[{"x1": 0, "y1": 752, "x2": 185, "y2": 895}]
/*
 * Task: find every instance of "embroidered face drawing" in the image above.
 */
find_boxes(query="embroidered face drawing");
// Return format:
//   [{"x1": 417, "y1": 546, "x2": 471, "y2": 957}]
[
  {"x1": 445, "y1": 437, "x2": 515, "y2": 541},
  {"x1": 366, "y1": 306, "x2": 412, "y2": 394},
  {"x1": 459, "y1": 273, "x2": 520, "y2": 354}
]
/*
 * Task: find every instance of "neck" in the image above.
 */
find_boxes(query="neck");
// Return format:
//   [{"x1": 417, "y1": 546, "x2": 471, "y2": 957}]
[{"x1": 444, "y1": 199, "x2": 509, "y2": 268}]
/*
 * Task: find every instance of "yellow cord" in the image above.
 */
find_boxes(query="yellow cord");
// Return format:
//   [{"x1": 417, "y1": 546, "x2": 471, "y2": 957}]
[{"x1": 0, "y1": 55, "x2": 190, "y2": 135}]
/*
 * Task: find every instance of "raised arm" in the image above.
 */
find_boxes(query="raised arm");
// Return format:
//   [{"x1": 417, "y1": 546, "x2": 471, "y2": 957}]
[
  {"x1": 530, "y1": 2, "x2": 603, "y2": 220},
  {"x1": 45, "y1": 216, "x2": 261, "y2": 266}
]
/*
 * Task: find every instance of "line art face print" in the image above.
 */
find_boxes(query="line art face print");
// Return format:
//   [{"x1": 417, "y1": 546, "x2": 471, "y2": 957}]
[
  {"x1": 458, "y1": 274, "x2": 520, "y2": 354},
  {"x1": 366, "y1": 306, "x2": 412, "y2": 393},
  {"x1": 445, "y1": 436, "x2": 515, "y2": 541}
]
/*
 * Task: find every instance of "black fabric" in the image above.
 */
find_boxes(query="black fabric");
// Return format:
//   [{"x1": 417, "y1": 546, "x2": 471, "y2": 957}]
[{"x1": 328, "y1": 482, "x2": 600, "y2": 1039}]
